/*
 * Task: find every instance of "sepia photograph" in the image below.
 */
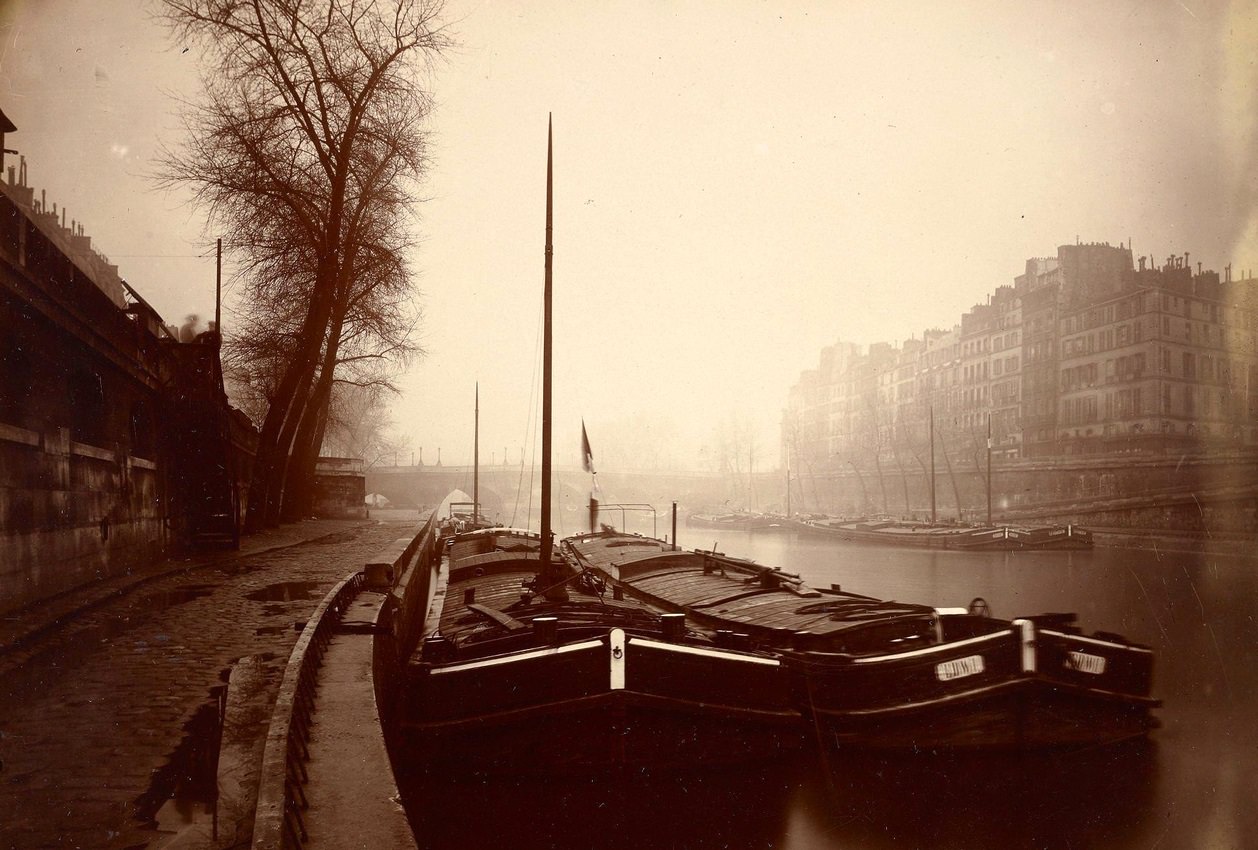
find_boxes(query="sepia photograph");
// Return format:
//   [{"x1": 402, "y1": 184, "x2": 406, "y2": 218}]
[{"x1": 1, "y1": 1, "x2": 1255, "y2": 847}]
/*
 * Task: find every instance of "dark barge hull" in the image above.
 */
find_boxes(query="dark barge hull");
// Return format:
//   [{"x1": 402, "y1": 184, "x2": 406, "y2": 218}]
[
  {"x1": 401, "y1": 626, "x2": 801, "y2": 775},
  {"x1": 817, "y1": 679, "x2": 1158, "y2": 750},
  {"x1": 801, "y1": 621, "x2": 1158, "y2": 751}
]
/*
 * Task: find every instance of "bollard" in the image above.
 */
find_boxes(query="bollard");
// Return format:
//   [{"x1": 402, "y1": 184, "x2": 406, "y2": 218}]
[
  {"x1": 533, "y1": 616, "x2": 559, "y2": 644},
  {"x1": 661, "y1": 613, "x2": 685, "y2": 640},
  {"x1": 422, "y1": 636, "x2": 452, "y2": 663}
]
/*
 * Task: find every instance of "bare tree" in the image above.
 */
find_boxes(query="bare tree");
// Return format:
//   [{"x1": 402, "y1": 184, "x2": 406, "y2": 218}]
[
  {"x1": 157, "y1": 0, "x2": 448, "y2": 528},
  {"x1": 321, "y1": 381, "x2": 411, "y2": 469}
]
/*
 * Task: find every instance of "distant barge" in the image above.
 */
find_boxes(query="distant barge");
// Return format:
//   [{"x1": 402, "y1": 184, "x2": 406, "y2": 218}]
[
  {"x1": 686, "y1": 511, "x2": 788, "y2": 532},
  {"x1": 796, "y1": 518, "x2": 1094, "y2": 551}
]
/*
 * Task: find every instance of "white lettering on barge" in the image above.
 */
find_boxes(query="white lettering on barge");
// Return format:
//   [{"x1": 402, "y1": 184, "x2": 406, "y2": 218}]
[{"x1": 936, "y1": 654, "x2": 985, "y2": 681}]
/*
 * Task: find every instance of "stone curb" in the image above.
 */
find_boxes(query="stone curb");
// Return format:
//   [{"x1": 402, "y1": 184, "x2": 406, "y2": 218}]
[{"x1": 249, "y1": 520, "x2": 431, "y2": 849}]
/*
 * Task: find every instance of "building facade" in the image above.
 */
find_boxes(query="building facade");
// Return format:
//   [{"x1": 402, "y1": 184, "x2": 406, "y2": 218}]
[
  {"x1": 1, "y1": 129, "x2": 257, "y2": 614},
  {"x1": 784, "y1": 242, "x2": 1258, "y2": 479}
]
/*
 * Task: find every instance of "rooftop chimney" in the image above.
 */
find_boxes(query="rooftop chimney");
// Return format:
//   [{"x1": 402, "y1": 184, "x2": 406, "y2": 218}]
[{"x1": 0, "y1": 107, "x2": 15, "y2": 172}]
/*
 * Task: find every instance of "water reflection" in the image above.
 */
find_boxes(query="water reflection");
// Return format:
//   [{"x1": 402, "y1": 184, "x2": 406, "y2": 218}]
[
  {"x1": 809, "y1": 743, "x2": 1158, "y2": 850},
  {"x1": 406, "y1": 761, "x2": 799, "y2": 850},
  {"x1": 400, "y1": 529, "x2": 1257, "y2": 849},
  {"x1": 679, "y1": 529, "x2": 1258, "y2": 850}
]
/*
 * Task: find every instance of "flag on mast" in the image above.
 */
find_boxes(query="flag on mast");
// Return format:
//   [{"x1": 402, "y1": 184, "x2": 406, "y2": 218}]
[
  {"x1": 582, "y1": 420, "x2": 600, "y2": 532},
  {"x1": 581, "y1": 419, "x2": 595, "y2": 474}
]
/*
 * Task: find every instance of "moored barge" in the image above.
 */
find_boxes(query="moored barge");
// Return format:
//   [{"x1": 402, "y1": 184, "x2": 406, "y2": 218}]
[
  {"x1": 396, "y1": 525, "x2": 801, "y2": 774},
  {"x1": 565, "y1": 529, "x2": 1158, "y2": 752}
]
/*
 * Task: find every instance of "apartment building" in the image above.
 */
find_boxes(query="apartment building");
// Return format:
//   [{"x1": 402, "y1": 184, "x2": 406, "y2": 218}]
[
  {"x1": 1057, "y1": 257, "x2": 1258, "y2": 453},
  {"x1": 784, "y1": 241, "x2": 1258, "y2": 470}
]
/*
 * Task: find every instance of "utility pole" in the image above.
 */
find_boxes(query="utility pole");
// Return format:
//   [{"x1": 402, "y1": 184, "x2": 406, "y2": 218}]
[
  {"x1": 214, "y1": 238, "x2": 222, "y2": 344},
  {"x1": 929, "y1": 405, "x2": 937, "y2": 524}
]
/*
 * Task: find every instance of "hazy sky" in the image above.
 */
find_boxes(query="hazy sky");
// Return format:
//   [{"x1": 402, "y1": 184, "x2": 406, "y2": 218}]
[{"x1": 2, "y1": 0, "x2": 1255, "y2": 471}]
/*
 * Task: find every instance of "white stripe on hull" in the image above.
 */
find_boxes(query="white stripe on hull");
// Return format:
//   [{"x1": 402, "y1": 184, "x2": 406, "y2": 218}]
[
  {"x1": 1040, "y1": 629, "x2": 1153, "y2": 653},
  {"x1": 849, "y1": 630, "x2": 1012, "y2": 664},
  {"x1": 631, "y1": 636, "x2": 781, "y2": 666},
  {"x1": 430, "y1": 638, "x2": 604, "y2": 674}
]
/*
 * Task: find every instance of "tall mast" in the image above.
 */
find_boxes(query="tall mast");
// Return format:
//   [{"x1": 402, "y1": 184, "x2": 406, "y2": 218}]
[
  {"x1": 473, "y1": 382, "x2": 479, "y2": 524},
  {"x1": 540, "y1": 114, "x2": 564, "y2": 598},
  {"x1": 929, "y1": 405, "x2": 937, "y2": 524}
]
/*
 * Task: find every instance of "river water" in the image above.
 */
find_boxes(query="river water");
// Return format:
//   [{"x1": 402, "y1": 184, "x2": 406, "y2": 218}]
[{"x1": 405, "y1": 528, "x2": 1257, "y2": 850}]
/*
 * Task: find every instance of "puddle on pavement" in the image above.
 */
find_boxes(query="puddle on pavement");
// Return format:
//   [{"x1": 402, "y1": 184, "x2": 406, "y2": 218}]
[
  {"x1": 245, "y1": 581, "x2": 322, "y2": 602},
  {"x1": 134, "y1": 683, "x2": 228, "y2": 837},
  {"x1": 153, "y1": 795, "x2": 216, "y2": 838}
]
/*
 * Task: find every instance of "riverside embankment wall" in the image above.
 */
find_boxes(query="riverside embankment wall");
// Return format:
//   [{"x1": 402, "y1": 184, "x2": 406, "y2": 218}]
[{"x1": 368, "y1": 455, "x2": 1258, "y2": 535}]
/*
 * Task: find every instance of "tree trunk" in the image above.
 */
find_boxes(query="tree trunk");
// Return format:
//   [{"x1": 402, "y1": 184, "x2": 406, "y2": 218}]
[
  {"x1": 938, "y1": 428, "x2": 964, "y2": 521},
  {"x1": 280, "y1": 255, "x2": 355, "y2": 521},
  {"x1": 891, "y1": 439, "x2": 911, "y2": 516},
  {"x1": 871, "y1": 446, "x2": 889, "y2": 514},
  {"x1": 245, "y1": 259, "x2": 338, "y2": 530},
  {"x1": 282, "y1": 360, "x2": 337, "y2": 521}
]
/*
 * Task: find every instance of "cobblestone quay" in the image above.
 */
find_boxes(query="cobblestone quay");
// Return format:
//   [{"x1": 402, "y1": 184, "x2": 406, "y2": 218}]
[{"x1": 0, "y1": 514, "x2": 421, "y2": 849}]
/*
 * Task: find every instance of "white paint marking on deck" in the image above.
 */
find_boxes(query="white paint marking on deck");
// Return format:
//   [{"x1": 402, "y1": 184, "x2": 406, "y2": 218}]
[
  {"x1": 630, "y1": 637, "x2": 780, "y2": 666},
  {"x1": 610, "y1": 628, "x2": 626, "y2": 691},
  {"x1": 1041, "y1": 629, "x2": 1152, "y2": 653}
]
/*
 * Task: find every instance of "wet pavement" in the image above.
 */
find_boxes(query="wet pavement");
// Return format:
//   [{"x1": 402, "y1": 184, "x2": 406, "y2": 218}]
[{"x1": 0, "y1": 516, "x2": 422, "y2": 850}]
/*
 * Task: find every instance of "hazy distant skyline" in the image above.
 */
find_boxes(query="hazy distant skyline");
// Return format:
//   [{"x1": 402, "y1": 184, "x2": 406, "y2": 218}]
[{"x1": 2, "y1": 0, "x2": 1255, "y2": 471}]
